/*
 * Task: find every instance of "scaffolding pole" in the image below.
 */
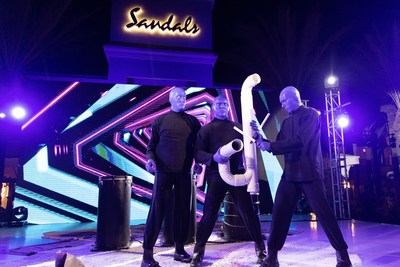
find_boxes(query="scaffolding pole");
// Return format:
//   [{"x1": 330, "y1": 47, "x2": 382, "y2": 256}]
[{"x1": 325, "y1": 88, "x2": 351, "y2": 219}]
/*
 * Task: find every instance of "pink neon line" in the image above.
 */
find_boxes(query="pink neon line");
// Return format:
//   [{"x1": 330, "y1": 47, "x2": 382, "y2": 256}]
[
  {"x1": 186, "y1": 93, "x2": 215, "y2": 106},
  {"x1": 186, "y1": 107, "x2": 211, "y2": 117},
  {"x1": 132, "y1": 130, "x2": 148, "y2": 148},
  {"x1": 114, "y1": 132, "x2": 147, "y2": 164},
  {"x1": 196, "y1": 189, "x2": 206, "y2": 203},
  {"x1": 143, "y1": 128, "x2": 151, "y2": 139},
  {"x1": 74, "y1": 88, "x2": 212, "y2": 178},
  {"x1": 22, "y1": 81, "x2": 80, "y2": 131},
  {"x1": 126, "y1": 93, "x2": 215, "y2": 129},
  {"x1": 78, "y1": 161, "x2": 109, "y2": 177},
  {"x1": 74, "y1": 140, "x2": 109, "y2": 177},
  {"x1": 77, "y1": 87, "x2": 171, "y2": 147},
  {"x1": 74, "y1": 88, "x2": 173, "y2": 174},
  {"x1": 222, "y1": 89, "x2": 238, "y2": 122},
  {"x1": 126, "y1": 108, "x2": 169, "y2": 128},
  {"x1": 132, "y1": 184, "x2": 152, "y2": 196}
]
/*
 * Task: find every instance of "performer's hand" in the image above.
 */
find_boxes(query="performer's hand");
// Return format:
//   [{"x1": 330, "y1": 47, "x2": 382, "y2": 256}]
[
  {"x1": 250, "y1": 120, "x2": 263, "y2": 142},
  {"x1": 250, "y1": 120, "x2": 259, "y2": 132},
  {"x1": 193, "y1": 163, "x2": 203, "y2": 174},
  {"x1": 145, "y1": 159, "x2": 156, "y2": 173},
  {"x1": 252, "y1": 131, "x2": 264, "y2": 143},
  {"x1": 213, "y1": 147, "x2": 229, "y2": 164},
  {"x1": 257, "y1": 140, "x2": 271, "y2": 152}
]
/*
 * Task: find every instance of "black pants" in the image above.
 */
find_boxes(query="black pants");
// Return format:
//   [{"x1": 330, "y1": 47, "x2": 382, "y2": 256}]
[
  {"x1": 267, "y1": 179, "x2": 348, "y2": 251},
  {"x1": 143, "y1": 171, "x2": 192, "y2": 249},
  {"x1": 195, "y1": 173, "x2": 265, "y2": 249}
]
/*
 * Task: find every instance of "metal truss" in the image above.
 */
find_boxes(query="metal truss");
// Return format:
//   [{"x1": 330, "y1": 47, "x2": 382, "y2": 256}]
[{"x1": 324, "y1": 88, "x2": 351, "y2": 219}]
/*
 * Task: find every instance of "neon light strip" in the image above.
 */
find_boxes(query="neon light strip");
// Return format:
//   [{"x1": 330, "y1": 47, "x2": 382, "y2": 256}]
[
  {"x1": 222, "y1": 89, "x2": 238, "y2": 122},
  {"x1": 22, "y1": 81, "x2": 80, "y2": 130},
  {"x1": 114, "y1": 132, "x2": 147, "y2": 165},
  {"x1": 143, "y1": 128, "x2": 151, "y2": 139},
  {"x1": 74, "y1": 87, "x2": 172, "y2": 176},
  {"x1": 132, "y1": 184, "x2": 152, "y2": 196},
  {"x1": 132, "y1": 130, "x2": 148, "y2": 148},
  {"x1": 126, "y1": 93, "x2": 215, "y2": 129},
  {"x1": 186, "y1": 93, "x2": 215, "y2": 107},
  {"x1": 185, "y1": 107, "x2": 210, "y2": 125},
  {"x1": 77, "y1": 159, "x2": 109, "y2": 177}
]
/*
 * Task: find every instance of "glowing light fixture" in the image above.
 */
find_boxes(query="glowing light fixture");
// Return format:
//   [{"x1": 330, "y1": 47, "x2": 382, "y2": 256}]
[
  {"x1": 11, "y1": 106, "x2": 27, "y2": 120},
  {"x1": 337, "y1": 113, "x2": 349, "y2": 128},
  {"x1": 324, "y1": 75, "x2": 339, "y2": 89},
  {"x1": 22, "y1": 81, "x2": 79, "y2": 130}
]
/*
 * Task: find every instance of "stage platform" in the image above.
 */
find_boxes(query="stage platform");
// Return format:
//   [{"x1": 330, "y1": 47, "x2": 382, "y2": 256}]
[{"x1": 0, "y1": 216, "x2": 399, "y2": 267}]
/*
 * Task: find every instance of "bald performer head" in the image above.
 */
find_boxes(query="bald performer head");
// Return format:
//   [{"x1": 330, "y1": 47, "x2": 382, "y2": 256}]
[
  {"x1": 279, "y1": 86, "x2": 302, "y2": 113},
  {"x1": 212, "y1": 95, "x2": 230, "y2": 120},
  {"x1": 169, "y1": 87, "x2": 187, "y2": 112}
]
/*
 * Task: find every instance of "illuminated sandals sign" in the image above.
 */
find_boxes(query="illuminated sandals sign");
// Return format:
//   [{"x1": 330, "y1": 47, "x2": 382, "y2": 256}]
[{"x1": 124, "y1": 6, "x2": 200, "y2": 37}]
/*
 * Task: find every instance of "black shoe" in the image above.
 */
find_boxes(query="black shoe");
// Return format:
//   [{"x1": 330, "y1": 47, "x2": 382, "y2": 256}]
[
  {"x1": 260, "y1": 257, "x2": 279, "y2": 267},
  {"x1": 174, "y1": 250, "x2": 192, "y2": 263},
  {"x1": 256, "y1": 248, "x2": 267, "y2": 264},
  {"x1": 190, "y1": 245, "x2": 205, "y2": 267},
  {"x1": 260, "y1": 250, "x2": 279, "y2": 267},
  {"x1": 141, "y1": 249, "x2": 160, "y2": 267},
  {"x1": 140, "y1": 258, "x2": 160, "y2": 267},
  {"x1": 336, "y1": 250, "x2": 352, "y2": 267}
]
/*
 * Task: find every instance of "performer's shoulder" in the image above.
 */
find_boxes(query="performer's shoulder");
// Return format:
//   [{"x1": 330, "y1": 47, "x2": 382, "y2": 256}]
[
  {"x1": 186, "y1": 113, "x2": 201, "y2": 124},
  {"x1": 307, "y1": 106, "x2": 320, "y2": 116}
]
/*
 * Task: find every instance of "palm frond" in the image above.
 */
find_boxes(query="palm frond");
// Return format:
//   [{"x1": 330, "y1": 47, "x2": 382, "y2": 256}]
[{"x1": 388, "y1": 90, "x2": 400, "y2": 110}]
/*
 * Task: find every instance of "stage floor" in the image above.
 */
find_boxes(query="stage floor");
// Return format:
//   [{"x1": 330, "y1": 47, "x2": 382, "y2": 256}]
[{"x1": 0, "y1": 217, "x2": 399, "y2": 267}]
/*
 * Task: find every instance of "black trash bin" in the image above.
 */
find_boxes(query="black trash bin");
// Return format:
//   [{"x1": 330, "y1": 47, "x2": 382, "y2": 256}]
[{"x1": 93, "y1": 175, "x2": 132, "y2": 251}]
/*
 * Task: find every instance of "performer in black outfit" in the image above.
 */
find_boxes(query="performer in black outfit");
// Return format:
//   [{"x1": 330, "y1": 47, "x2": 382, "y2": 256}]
[
  {"x1": 252, "y1": 86, "x2": 352, "y2": 267},
  {"x1": 190, "y1": 95, "x2": 266, "y2": 267},
  {"x1": 141, "y1": 87, "x2": 201, "y2": 267}
]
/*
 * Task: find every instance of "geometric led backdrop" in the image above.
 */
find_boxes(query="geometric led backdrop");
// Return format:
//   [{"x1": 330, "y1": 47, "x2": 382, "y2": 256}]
[{"x1": 16, "y1": 82, "x2": 281, "y2": 224}]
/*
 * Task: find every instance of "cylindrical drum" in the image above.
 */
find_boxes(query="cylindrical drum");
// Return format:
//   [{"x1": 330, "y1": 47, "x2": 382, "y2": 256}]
[
  {"x1": 222, "y1": 192, "x2": 259, "y2": 241},
  {"x1": 94, "y1": 175, "x2": 132, "y2": 251}
]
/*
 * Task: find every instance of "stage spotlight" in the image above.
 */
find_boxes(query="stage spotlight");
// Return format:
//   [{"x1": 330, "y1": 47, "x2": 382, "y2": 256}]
[
  {"x1": 11, "y1": 106, "x2": 27, "y2": 120},
  {"x1": 324, "y1": 75, "x2": 339, "y2": 89},
  {"x1": 337, "y1": 113, "x2": 349, "y2": 128},
  {"x1": 0, "y1": 112, "x2": 5, "y2": 119}
]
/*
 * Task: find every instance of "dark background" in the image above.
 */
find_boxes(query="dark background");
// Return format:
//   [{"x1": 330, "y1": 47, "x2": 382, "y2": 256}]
[{"x1": 2, "y1": 0, "x2": 400, "y2": 146}]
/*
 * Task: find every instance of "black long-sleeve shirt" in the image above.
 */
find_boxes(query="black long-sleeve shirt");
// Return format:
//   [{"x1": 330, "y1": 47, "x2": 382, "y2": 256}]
[
  {"x1": 195, "y1": 118, "x2": 245, "y2": 175},
  {"x1": 146, "y1": 110, "x2": 201, "y2": 173},
  {"x1": 270, "y1": 105, "x2": 324, "y2": 182}
]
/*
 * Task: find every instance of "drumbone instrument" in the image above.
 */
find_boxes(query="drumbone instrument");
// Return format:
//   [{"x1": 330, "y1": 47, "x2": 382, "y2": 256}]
[{"x1": 217, "y1": 73, "x2": 261, "y2": 194}]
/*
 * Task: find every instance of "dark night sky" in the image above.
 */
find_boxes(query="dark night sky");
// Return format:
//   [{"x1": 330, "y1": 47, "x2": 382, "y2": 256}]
[{"x1": 1, "y1": 0, "x2": 400, "y2": 145}]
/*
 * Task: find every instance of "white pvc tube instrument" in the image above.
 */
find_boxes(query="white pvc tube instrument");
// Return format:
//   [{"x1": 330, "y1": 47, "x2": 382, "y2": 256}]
[{"x1": 218, "y1": 73, "x2": 261, "y2": 193}]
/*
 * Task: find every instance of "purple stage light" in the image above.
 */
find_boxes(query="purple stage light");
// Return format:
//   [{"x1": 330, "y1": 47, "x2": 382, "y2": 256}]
[
  {"x1": 0, "y1": 112, "x2": 5, "y2": 119},
  {"x1": 11, "y1": 106, "x2": 27, "y2": 120},
  {"x1": 324, "y1": 75, "x2": 339, "y2": 89},
  {"x1": 337, "y1": 113, "x2": 350, "y2": 128}
]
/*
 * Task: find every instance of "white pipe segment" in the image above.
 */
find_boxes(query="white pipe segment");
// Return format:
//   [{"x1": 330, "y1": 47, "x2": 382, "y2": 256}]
[
  {"x1": 219, "y1": 139, "x2": 243, "y2": 158},
  {"x1": 219, "y1": 73, "x2": 261, "y2": 193}
]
